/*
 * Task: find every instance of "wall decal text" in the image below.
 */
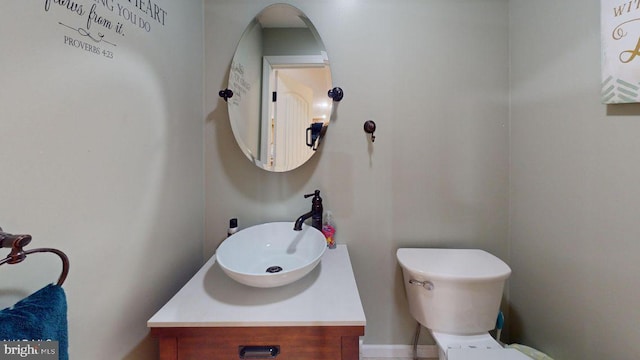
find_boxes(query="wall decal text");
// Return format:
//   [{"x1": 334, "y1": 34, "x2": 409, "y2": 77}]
[{"x1": 43, "y1": 0, "x2": 169, "y2": 59}]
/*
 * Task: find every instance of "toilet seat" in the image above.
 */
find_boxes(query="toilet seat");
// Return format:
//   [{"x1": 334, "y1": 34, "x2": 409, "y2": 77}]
[{"x1": 431, "y1": 331, "x2": 531, "y2": 360}]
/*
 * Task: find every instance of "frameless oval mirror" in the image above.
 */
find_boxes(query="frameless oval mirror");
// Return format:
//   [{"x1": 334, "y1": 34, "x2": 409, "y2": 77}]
[{"x1": 226, "y1": 3, "x2": 333, "y2": 172}]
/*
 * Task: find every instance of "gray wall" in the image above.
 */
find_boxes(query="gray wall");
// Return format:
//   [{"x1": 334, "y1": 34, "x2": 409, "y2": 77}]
[
  {"x1": 205, "y1": 0, "x2": 509, "y2": 345},
  {"x1": 263, "y1": 28, "x2": 322, "y2": 56},
  {"x1": 510, "y1": 0, "x2": 640, "y2": 360},
  {"x1": 510, "y1": 0, "x2": 640, "y2": 359},
  {"x1": 0, "y1": 1, "x2": 204, "y2": 359}
]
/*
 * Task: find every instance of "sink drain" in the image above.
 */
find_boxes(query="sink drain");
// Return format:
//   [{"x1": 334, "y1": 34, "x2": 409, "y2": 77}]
[{"x1": 266, "y1": 266, "x2": 283, "y2": 273}]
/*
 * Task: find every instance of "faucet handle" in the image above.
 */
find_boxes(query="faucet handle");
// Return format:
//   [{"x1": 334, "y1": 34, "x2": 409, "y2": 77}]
[{"x1": 304, "y1": 190, "x2": 321, "y2": 198}]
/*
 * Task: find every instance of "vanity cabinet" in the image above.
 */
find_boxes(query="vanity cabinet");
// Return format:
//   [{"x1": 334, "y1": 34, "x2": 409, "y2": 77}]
[
  {"x1": 148, "y1": 245, "x2": 366, "y2": 360},
  {"x1": 152, "y1": 326, "x2": 362, "y2": 360}
]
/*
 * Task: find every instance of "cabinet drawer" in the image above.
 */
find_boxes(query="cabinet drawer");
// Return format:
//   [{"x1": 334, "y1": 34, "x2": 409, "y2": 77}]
[
  {"x1": 153, "y1": 326, "x2": 363, "y2": 360},
  {"x1": 178, "y1": 334, "x2": 341, "y2": 359}
]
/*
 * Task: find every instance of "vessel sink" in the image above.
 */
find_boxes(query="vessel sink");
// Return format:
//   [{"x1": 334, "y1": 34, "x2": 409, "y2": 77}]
[{"x1": 215, "y1": 222, "x2": 327, "y2": 288}]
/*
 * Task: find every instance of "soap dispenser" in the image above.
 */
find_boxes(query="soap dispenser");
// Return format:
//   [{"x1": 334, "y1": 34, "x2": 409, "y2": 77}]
[{"x1": 322, "y1": 210, "x2": 336, "y2": 249}]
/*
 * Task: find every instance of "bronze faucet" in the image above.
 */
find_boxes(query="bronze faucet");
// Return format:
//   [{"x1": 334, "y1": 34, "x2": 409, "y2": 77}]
[{"x1": 293, "y1": 190, "x2": 323, "y2": 231}]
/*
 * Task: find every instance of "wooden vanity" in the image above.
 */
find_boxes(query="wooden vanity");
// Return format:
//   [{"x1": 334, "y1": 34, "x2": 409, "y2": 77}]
[{"x1": 148, "y1": 245, "x2": 366, "y2": 360}]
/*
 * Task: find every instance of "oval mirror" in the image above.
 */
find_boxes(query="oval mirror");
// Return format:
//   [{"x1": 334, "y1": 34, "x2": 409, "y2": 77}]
[{"x1": 226, "y1": 4, "x2": 333, "y2": 172}]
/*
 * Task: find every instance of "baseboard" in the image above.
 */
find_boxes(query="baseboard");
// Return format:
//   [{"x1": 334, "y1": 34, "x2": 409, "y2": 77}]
[{"x1": 359, "y1": 342, "x2": 439, "y2": 359}]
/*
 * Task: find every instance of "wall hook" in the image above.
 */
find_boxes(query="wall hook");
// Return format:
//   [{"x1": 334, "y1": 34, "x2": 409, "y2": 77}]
[
  {"x1": 327, "y1": 87, "x2": 344, "y2": 102},
  {"x1": 219, "y1": 89, "x2": 234, "y2": 102},
  {"x1": 364, "y1": 120, "x2": 376, "y2": 142}
]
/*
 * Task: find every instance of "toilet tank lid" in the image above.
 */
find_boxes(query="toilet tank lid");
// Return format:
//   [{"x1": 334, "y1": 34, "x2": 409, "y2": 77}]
[{"x1": 396, "y1": 248, "x2": 511, "y2": 281}]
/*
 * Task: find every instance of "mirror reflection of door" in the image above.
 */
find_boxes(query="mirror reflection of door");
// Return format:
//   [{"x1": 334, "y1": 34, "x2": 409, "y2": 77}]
[
  {"x1": 269, "y1": 70, "x2": 314, "y2": 171},
  {"x1": 260, "y1": 55, "x2": 331, "y2": 171}
]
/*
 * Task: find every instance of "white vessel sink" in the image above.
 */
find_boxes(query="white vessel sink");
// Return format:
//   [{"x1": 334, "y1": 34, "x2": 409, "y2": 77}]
[{"x1": 216, "y1": 222, "x2": 327, "y2": 288}]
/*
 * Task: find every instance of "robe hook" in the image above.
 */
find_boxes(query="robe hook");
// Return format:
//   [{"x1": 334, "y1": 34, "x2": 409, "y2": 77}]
[{"x1": 364, "y1": 120, "x2": 376, "y2": 142}]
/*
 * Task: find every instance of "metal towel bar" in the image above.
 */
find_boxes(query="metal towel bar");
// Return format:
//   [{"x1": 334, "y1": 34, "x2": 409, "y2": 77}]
[{"x1": 0, "y1": 226, "x2": 69, "y2": 286}]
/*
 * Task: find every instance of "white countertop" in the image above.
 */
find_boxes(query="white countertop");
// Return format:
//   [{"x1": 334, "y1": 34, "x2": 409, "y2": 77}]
[{"x1": 147, "y1": 244, "x2": 366, "y2": 328}]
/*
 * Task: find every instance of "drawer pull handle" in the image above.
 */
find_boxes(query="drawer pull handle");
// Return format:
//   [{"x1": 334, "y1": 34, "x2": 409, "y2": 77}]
[{"x1": 239, "y1": 345, "x2": 280, "y2": 358}]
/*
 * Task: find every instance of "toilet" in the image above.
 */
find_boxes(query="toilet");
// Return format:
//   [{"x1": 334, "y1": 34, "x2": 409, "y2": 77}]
[{"x1": 397, "y1": 248, "x2": 530, "y2": 360}]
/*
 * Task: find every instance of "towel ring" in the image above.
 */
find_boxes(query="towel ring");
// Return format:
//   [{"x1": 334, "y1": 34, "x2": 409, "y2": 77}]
[{"x1": 0, "y1": 228, "x2": 70, "y2": 286}]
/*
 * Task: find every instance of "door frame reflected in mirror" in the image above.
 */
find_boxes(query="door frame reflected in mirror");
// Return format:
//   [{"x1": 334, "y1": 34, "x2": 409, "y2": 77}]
[{"x1": 261, "y1": 55, "x2": 331, "y2": 171}]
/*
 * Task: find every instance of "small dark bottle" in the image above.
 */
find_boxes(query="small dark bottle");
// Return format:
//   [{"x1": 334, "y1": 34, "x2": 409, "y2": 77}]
[{"x1": 227, "y1": 218, "x2": 238, "y2": 237}]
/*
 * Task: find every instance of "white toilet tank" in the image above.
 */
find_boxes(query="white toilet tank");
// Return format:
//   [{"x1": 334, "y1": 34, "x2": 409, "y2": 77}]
[{"x1": 397, "y1": 248, "x2": 511, "y2": 335}]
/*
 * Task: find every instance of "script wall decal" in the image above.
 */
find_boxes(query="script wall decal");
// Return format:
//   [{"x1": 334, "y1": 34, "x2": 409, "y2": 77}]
[{"x1": 43, "y1": 0, "x2": 168, "y2": 60}]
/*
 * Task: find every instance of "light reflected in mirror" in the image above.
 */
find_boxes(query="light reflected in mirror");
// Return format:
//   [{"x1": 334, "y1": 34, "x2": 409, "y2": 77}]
[{"x1": 227, "y1": 4, "x2": 333, "y2": 172}]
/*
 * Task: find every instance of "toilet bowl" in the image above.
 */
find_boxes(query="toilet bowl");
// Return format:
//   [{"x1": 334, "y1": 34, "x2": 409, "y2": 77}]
[{"x1": 397, "y1": 248, "x2": 526, "y2": 360}]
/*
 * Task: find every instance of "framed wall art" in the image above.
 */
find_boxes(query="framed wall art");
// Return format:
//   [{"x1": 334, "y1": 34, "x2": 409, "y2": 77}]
[{"x1": 602, "y1": 0, "x2": 640, "y2": 103}]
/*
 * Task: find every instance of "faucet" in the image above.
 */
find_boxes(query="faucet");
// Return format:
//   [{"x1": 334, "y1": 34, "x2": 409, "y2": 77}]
[{"x1": 293, "y1": 190, "x2": 323, "y2": 231}]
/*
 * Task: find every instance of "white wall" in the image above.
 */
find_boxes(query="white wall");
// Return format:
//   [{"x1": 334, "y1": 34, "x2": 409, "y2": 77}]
[
  {"x1": 205, "y1": 0, "x2": 509, "y2": 345},
  {"x1": 0, "y1": 1, "x2": 203, "y2": 359},
  {"x1": 510, "y1": 0, "x2": 640, "y2": 359}
]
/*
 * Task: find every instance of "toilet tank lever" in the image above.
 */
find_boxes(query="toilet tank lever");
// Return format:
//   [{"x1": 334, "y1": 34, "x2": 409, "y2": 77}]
[{"x1": 409, "y1": 279, "x2": 434, "y2": 291}]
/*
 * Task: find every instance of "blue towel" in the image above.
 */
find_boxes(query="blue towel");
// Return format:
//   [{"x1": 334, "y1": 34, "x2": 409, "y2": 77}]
[{"x1": 0, "y1": 284, "x2": 68, "y2": 360}]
